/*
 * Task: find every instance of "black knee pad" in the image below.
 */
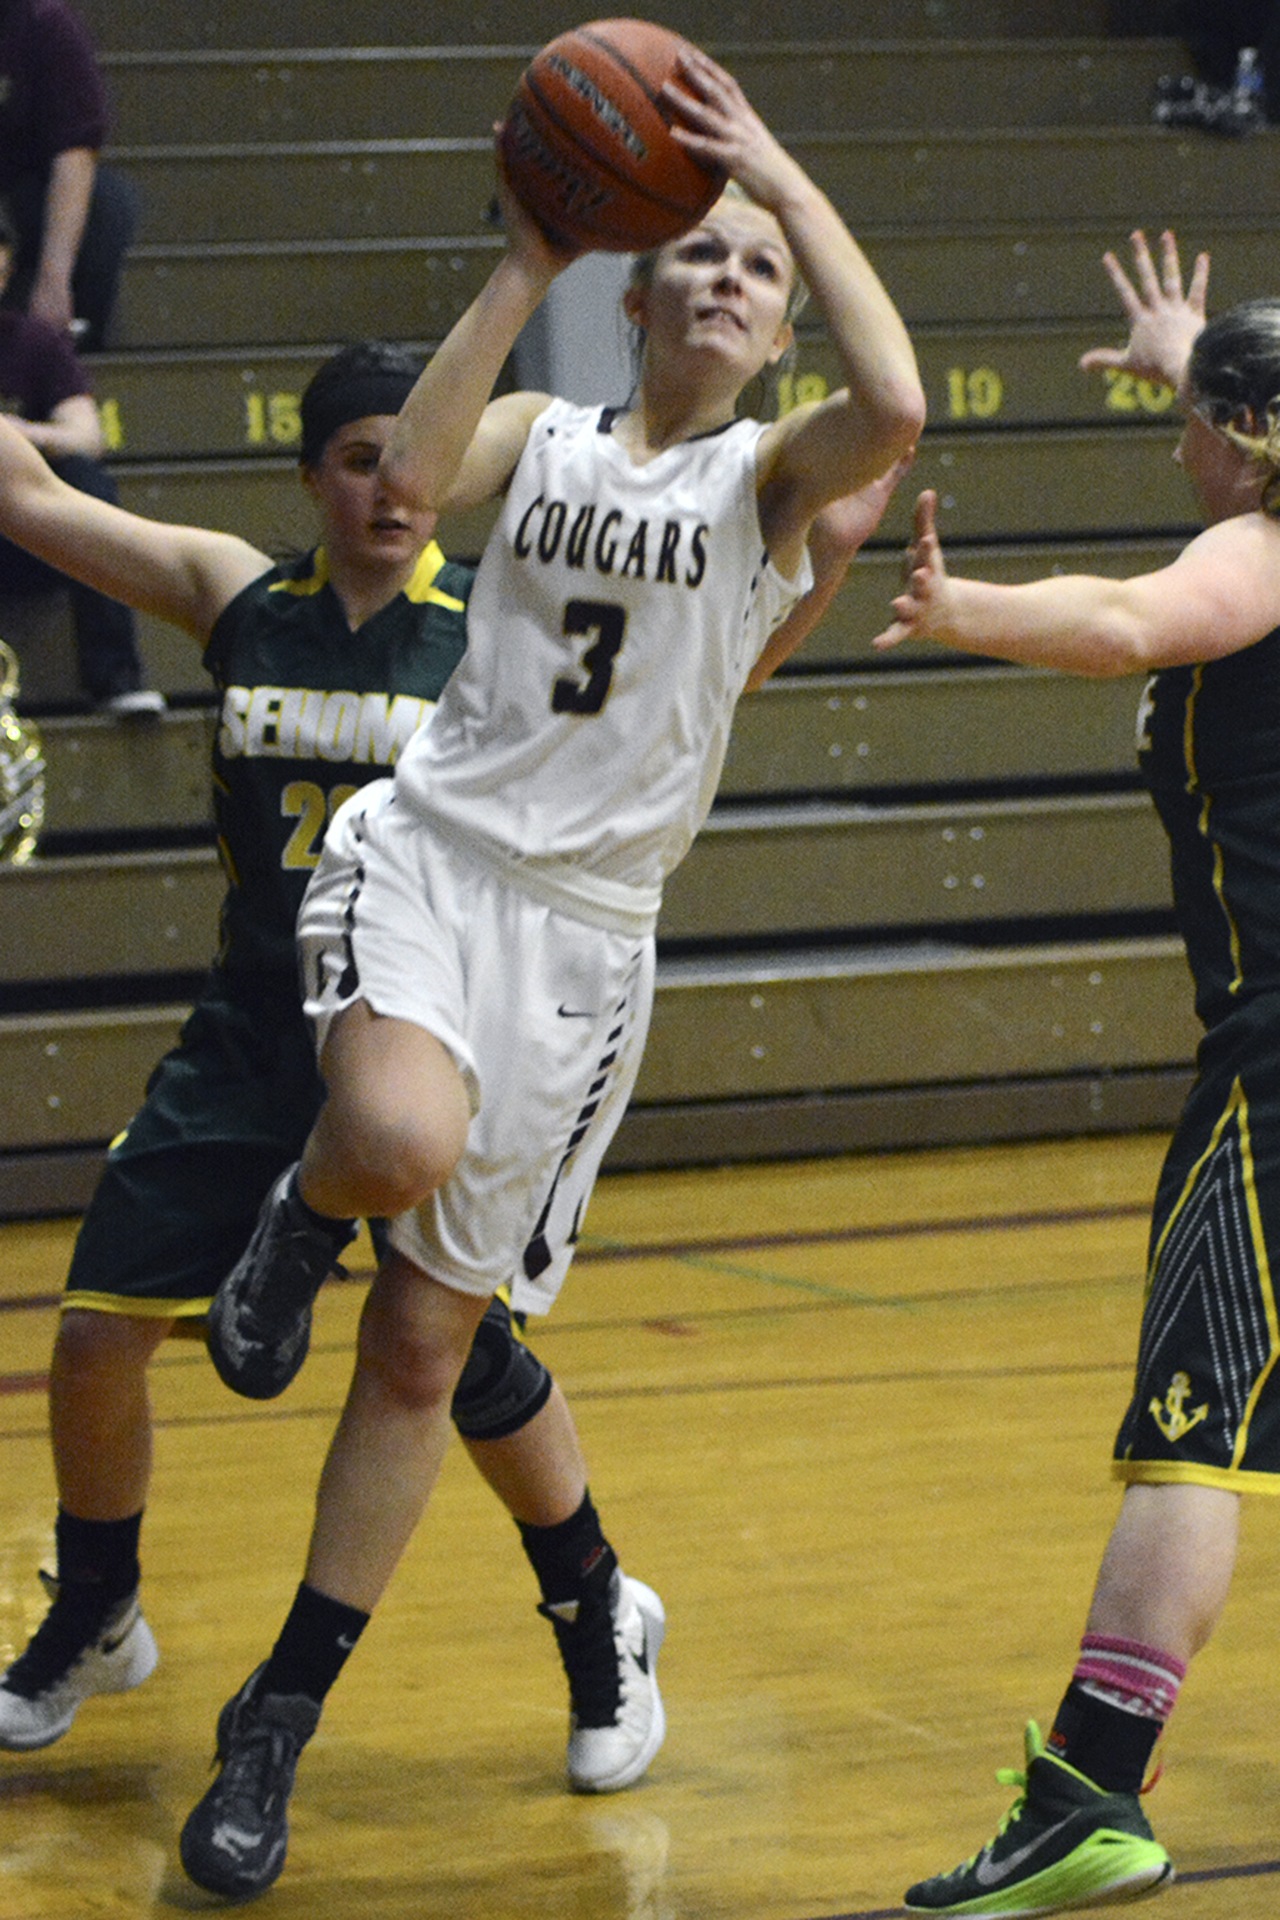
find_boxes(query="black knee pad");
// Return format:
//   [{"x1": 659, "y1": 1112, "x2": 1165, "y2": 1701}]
[{"x1": 451, "y1": 1292, "x2": 553, "y2": 1441}]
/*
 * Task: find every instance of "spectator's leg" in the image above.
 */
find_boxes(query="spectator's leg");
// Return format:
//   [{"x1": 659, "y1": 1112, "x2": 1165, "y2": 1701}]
[{"x1": 70, "y1": 167, "x2": 141, "y2": 351}]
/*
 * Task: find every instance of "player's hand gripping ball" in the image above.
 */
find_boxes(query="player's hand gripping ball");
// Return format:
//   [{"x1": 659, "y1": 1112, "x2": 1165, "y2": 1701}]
[{"x1": 498, "y1": 18, "x2": 728, "y2": 253}]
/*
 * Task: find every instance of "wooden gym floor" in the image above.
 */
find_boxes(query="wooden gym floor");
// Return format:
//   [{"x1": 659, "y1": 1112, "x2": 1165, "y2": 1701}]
[{"x1": 1, "y1": 1133, "x2": 1277, "y2": 1919}]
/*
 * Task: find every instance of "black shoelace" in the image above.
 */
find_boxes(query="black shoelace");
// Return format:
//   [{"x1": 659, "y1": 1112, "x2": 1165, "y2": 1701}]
[
  {"x1": 3, "y1": 1594, "x2": 116, "y2": 1698},
  {"x1": 213, "y1": 1718, "x2": 301, "y2": 1824},
  {"x1": 541, "y1": 1592, "x2": 623, "y2": 1728}
]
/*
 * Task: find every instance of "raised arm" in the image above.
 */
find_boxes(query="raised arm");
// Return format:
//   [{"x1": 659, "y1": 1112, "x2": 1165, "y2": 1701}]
[
  {"x1": 1078, "y1": 228, "x2": 1210, "y2": 392},
  {"x1": 0, "y1": 413, "x2": 268, "y2": 639},
  {"x1": 873, "y1": 488, "x2": 1280, "y2": 676},
  {"x1": 668, "y1": 51, "x2": 924, "y2": 564},
  {"x1": 380, "y1": 176, "x2": 574, "y2": 514}
]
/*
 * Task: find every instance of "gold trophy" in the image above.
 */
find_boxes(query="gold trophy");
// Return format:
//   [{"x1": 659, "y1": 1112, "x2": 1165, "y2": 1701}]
[{"x1": 0, "y1": 639, "x2": 44, "y2": 863}]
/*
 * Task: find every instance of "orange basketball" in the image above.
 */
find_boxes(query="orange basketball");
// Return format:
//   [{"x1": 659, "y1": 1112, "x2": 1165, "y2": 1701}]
[{"x1": 498, "y1": 18, "x2": 728, "y2": 254}]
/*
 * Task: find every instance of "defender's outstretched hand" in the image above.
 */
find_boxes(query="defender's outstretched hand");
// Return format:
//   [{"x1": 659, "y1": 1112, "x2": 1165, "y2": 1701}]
[
  {"x1": 872, "y1": 489, "x2": 949, "y2": 652},
  {"x1": 1078, "y1": 228, "x2": 1209, "y2": 392}
]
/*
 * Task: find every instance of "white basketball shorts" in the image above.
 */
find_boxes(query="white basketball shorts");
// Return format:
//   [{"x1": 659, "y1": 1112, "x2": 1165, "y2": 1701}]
[{"x1": 298, "y1": 781, "x2": 655, "y2": 1314}]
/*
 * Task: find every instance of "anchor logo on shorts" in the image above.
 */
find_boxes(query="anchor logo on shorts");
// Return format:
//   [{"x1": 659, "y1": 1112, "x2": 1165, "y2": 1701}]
[{"x1": 1149, "y1": 1370, "x2": 1210, "y2": 1443}]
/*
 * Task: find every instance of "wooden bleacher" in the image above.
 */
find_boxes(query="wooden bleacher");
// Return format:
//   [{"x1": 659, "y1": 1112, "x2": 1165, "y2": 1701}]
[{"x1": 2, "y1": 0, "x2": 1253, "y2": 1210}]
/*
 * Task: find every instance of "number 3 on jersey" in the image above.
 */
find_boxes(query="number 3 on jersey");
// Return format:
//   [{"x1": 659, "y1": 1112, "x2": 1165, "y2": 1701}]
[{"x1": 552, "y1": 599, "x2": 626, "y2": 716}]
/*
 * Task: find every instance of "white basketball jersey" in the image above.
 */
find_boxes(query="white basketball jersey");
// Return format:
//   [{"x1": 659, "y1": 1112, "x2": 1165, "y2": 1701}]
[{"x1": 393, "y1": 398, "x2": 810, "y2": 930}]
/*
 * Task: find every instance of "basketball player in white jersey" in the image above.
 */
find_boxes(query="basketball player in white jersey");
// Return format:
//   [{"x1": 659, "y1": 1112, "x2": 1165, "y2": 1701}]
[{"x1": 181, "y1": 46, "x2": 924, "y2": 1899}]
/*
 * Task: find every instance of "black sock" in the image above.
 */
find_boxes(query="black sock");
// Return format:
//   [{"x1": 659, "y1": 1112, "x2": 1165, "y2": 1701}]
[
  {"x1": 1049, "y1": 1681, "x2": 1162, "y2": 1795},
  {"x1": 260, "y1": 1581, "x2": 369, "y2": 1703},
  {"x1": 518, "y1": 1490, "x2": 617, "y2": 1605},
  {"x1": 287, "y1": 1165, "x2": 354, "y2": 1236},
  {"x1": 54, "y1": 1507, "x2": 142, "y2": 1612}
]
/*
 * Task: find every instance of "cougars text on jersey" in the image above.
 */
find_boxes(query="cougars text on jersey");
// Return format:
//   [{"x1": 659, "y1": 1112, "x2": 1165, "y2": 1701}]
[{"x1": 512, "y1": 494, "x2": 709, "y2": 587}]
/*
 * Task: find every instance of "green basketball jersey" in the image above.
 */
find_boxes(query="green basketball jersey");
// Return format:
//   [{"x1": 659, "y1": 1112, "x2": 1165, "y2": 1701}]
[{"x1": 204, "y1": 541, "x2": 471, "y2": 975}]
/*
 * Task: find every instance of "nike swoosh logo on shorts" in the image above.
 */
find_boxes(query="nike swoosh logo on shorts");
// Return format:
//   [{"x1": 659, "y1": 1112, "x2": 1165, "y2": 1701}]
[
  {"x1": 973, "y1": 1816, "x2": 1081, "y2": 1887},
  {"x1": 557, "y1": 1004, "x2": 595, "y2": 1018}
]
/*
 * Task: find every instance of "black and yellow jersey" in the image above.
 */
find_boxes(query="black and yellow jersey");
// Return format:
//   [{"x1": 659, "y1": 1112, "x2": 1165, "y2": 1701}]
[
  {"x1": 1138, "y1": 625, "x2": 1280, "y2": 1028},
  {"x1": 204, "y1": 540, "x2": 471, "y2": 975}
]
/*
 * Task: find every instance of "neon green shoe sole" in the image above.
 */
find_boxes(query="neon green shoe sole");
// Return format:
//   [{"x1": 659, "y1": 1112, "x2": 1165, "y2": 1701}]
[
  {"x1": 904, "y1": 1721, "x2": 1175, "y2": 1918},
  {"x1": 905, "y1": 1825, "x2": 1174, "y2": 1916}
]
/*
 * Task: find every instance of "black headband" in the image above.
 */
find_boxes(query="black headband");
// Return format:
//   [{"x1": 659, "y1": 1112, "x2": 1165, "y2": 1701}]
[{"x1": 299, "y1": 368, "x2": 421, "y2": 465}]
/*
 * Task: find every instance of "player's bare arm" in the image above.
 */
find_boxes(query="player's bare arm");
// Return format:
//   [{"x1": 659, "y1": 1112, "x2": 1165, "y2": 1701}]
[
  {"x1": 429, "y1": 390, "x2": 554, "y2": 517},
  {"x1": 0, "y1": 412, "x2": 269, "y2": 639},
  {"x1": 672, "y1": 52, "x2": 923, "y2": 558},
  {"x1": 382, "y1": 174, "x2": 574, "y2": 513},
  {"x1": 875, "y1": 487, "x2": 1280, "y2": 674}
]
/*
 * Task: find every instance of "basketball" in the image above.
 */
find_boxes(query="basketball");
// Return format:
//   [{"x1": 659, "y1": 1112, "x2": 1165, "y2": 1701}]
[{"x1": 498, "y1": 19, "x2": 729, "y2": 254}]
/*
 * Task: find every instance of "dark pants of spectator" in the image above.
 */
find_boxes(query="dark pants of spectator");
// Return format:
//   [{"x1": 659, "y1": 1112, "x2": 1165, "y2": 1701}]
[
  {"x1": 2, "y1": 164, "x2": 140, "y2": 352},
  {"x1": 0, "y1": 453, "x2": 145, "y2": 701}
]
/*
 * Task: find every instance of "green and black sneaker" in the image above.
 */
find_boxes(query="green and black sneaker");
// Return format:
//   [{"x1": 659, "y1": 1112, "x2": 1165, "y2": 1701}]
[{"x1": 904, "y1": 1721, "x2": 1175, "y2": 1917}]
